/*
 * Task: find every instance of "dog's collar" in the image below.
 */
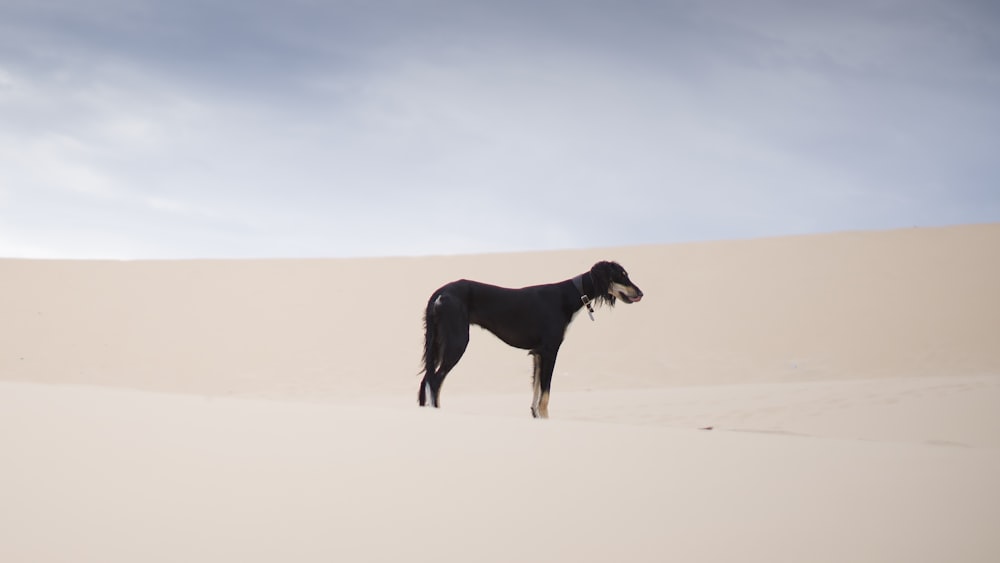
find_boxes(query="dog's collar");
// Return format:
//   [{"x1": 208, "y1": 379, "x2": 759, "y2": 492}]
[{"x1": 572, "y1": 274, "x2": 596, "y2": 321}]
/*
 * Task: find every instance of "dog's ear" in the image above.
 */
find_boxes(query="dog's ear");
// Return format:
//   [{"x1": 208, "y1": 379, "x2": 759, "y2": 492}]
[{"x1": 589, "y1": 261, "x2": 616, "y2": 307}]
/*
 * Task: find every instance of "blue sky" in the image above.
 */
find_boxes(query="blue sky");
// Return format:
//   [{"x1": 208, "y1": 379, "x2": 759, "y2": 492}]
[{"x1": 1, "y1": 0, "x2": 998, "y2": 258}]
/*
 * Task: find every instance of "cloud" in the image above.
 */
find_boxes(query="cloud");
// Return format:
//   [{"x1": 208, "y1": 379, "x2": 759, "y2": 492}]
[{"x1": 0, "y1": 0, "x2": 998, "y2": 258}]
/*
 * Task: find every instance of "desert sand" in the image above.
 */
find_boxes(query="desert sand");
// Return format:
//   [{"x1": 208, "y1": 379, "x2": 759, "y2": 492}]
[{"x1": 2, "y1": 224, "x2": 999, "y2": 562}]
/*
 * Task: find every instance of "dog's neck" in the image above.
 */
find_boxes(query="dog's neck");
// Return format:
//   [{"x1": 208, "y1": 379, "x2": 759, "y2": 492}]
[
  {"x1": 571, "y1": 274, "x2": 589, "y2": 297},
  {"x1": 572, "y1": 273, "x2": 596, "y2": 321}
]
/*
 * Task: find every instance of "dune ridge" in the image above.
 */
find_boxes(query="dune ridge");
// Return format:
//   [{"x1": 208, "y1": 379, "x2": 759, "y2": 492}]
[{"x1": 3, "y1": 224, "x2": 998, "y2": 399}]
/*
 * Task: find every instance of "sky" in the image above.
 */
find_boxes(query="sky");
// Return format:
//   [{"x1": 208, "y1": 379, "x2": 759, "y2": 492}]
[{"x1": 1, "y1": 0, "x2": 998, "y2": 259}]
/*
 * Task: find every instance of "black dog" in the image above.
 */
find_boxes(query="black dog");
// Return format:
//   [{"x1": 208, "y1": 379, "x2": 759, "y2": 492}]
[{"x1": 419, "y1": 261, "x2": 643, "y2": 418}]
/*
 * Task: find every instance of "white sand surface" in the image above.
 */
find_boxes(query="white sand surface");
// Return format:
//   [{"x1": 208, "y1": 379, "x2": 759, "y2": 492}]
[
  {"x1": 3, "y1": 382, "x2": 998, "y2": 563},
  {"x1": 2, "y1": 224, "x2": 999, "y2": 561}
]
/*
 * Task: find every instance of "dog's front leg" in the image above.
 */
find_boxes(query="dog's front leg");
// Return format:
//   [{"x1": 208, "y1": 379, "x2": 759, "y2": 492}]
[
  {"x1": 530, "y1": 353, "x2": 543, "y2": 418},
  {"x1": 530, "y1": 350, "x2": 557, "y2": 419}
]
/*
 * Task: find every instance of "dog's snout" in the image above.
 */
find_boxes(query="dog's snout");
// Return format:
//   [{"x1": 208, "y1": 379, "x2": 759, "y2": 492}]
[{"x1": 630, "y1": 284, "x2": 644, "y2": 302}]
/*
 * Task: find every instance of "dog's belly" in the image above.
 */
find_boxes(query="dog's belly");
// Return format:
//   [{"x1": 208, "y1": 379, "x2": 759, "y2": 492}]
[{"x1": 472, "y1": 319, "x2": 538, "y2": 350}]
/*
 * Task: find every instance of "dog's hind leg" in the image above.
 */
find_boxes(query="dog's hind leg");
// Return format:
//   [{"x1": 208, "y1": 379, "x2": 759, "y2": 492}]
[
  {"x1": 429, "y1": 333, "x2": 468, "y2": 408},
  {"x1": 421, "y1": 296, "x2": 470, "y2": 409}
]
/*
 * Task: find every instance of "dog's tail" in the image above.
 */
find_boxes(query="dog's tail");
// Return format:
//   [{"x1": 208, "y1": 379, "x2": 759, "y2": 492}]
[{"x1": 419, "y1": 292, "x2": 441, "y2": 406}]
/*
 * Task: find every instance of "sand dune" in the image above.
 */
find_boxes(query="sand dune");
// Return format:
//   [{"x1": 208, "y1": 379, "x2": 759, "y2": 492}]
[
  {"x1": 2, "y1": 224, "x2": 999, "y2": 562},
  {"x1": 3, "y1": 224, "x2": 998, "y2": 401}
]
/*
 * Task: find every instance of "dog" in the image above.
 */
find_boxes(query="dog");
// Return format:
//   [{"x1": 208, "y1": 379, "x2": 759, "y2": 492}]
[{"x1": 419, "y1": 261, "x2": 643, "y2": 418}]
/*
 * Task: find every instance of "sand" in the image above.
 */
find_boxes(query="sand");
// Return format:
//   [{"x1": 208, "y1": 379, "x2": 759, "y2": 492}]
[{"x1": 2, "y1": 224, "x2": 999, "y2": 562}]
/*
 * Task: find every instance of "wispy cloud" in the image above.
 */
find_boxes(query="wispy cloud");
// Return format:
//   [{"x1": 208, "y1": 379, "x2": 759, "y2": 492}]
[{"x1": 1, "y1": 0, "x2": 997, "y2": 258}]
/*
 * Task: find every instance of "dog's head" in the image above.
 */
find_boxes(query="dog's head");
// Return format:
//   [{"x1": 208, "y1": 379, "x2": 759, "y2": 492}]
[{"x1": 590, "y1": 261, "x2": 643, "y2": 306}]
